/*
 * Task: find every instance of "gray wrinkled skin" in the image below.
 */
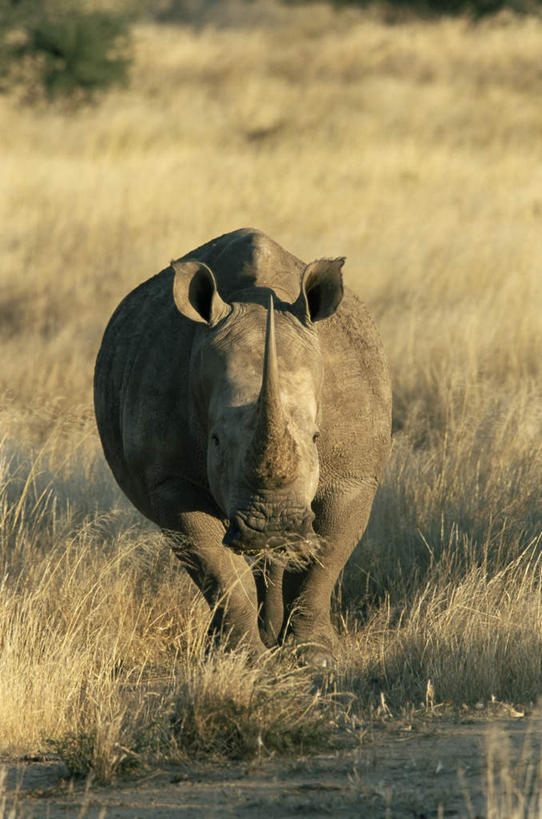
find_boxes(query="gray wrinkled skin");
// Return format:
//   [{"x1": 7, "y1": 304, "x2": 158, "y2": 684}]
[{"x1": 94, "y1": 229, "x2": 392, "y2": 664}]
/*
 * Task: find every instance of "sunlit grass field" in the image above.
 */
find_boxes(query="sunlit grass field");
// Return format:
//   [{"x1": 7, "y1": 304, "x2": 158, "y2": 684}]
[{"x1": 0, "y1": 2, "x2": 541, "y2": 781}]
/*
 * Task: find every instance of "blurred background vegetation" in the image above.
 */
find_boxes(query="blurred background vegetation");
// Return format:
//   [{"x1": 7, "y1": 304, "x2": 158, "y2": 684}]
[
  {"x1": 0, "y1": 0, "x2": 134, "y2": 101},
  {"x1": 1, "y1": 0, "x2": 541, "y2": 105}
]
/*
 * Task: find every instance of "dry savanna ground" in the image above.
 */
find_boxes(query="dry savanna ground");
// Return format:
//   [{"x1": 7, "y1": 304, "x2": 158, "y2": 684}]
[{"x1": 0, "y1": 2, "x2": 541, "y2": 815}]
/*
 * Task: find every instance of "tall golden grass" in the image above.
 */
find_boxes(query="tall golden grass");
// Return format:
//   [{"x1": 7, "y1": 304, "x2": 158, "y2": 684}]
[{"x1": 0, "y1": 1, "x2": 541, "y2": 788}]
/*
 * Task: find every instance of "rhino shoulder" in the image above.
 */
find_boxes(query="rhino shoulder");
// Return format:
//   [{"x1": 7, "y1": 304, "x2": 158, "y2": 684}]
[{"x1": 316, "y1": 287, "x2": 392, "y2": 488}]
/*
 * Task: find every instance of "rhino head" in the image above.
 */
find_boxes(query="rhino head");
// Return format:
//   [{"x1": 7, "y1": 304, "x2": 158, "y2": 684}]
[{"x1": 172, "y1": 256, "x2": 344, "y2": 555}]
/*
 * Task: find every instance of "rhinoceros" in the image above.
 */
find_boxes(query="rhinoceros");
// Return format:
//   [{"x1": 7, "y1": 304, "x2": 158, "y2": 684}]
[{"x1": 94, "y1": 228, "x2": 391, "y2": 663}]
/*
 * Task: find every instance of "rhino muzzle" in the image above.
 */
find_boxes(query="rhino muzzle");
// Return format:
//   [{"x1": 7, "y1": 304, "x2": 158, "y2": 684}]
[{"x1": 223, "y1": 507, "x2": 316, "y2": 553}]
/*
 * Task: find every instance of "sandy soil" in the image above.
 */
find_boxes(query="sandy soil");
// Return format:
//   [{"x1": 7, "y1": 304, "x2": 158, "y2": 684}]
[{"x1": 2, "y1": 712, "x2": 540, "y2": 818}]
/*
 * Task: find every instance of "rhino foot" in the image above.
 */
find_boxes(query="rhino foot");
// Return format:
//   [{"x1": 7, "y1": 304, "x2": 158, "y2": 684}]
[
  {"x1": 283, "y1": 612, "x2": 338, "y2": 669},
  {"x1": 295, "y1": 641, "x2": 336, "y2": 670}
]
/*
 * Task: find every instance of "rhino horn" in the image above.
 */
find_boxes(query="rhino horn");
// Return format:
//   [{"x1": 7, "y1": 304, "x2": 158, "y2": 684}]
[
  {"x1": 248, "y1": 297, "x2": 298, "y2": 487},
  {"x1": 260, "y1": 293, "x2": 281, "y2": 418}
]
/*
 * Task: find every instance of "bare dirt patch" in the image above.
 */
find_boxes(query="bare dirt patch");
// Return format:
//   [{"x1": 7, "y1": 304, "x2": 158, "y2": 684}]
[{"x1": 3, "y1": 713, "x2": 540, "y2": 817}]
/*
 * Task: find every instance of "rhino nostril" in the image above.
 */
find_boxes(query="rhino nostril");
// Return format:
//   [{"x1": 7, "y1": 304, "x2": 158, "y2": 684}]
[
  {"x1": 223, "y1": 518, "x2": 242, "y2": 546},
  {"x1": 223, "y1": 507, "x2": 317, "y2": 552},
  {"x1": 301, "y1": 520, "x2": 314, "y2": 536},
  {"x1": 301, "y1": 509, "x2": 315, "y2": 533}
]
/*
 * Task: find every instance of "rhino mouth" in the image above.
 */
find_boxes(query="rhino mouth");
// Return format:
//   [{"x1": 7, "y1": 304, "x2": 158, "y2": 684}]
[{"x1": 223, "y1": 508, "x2": 317, "y2": 556}]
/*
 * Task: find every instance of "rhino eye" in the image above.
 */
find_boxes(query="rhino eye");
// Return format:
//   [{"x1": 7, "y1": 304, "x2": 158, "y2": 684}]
[
  {"x1": 211, "y1": 433, "x2": 220, "y2": 447},
  {"x1": 312, "y1": 431, "x2": 320, "y2": 443}
]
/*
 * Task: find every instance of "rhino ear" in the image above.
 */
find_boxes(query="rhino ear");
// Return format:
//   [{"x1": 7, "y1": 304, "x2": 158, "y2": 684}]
[
  {"x1": 294, "y1": 257, "x2": 345, "y2": 323},
  {"x1": 172, "y1": 259, "x2": 230, "y2": 325}
]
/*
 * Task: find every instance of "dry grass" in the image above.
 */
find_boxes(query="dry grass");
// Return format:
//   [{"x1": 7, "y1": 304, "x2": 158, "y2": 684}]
[
  {"x1": 0, "y1": 432, "x2": 334, "y2": 778},
  {"x1": 0, "y1": 0, "x2": 541, "y2": 795}
]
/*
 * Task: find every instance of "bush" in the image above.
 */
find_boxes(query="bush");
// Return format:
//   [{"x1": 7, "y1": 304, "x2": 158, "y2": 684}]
[
  {"x1": 282, "y1": 0, "x2": 540, "y2": 17},
  {"x1": 0, "y1": 0, "x2": 132, "y2": 102}
]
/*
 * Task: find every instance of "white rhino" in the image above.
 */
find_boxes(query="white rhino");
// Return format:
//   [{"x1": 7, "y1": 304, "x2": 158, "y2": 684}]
[{"x1": 94, "y1": 229, "x2": 391, "y2": 663}]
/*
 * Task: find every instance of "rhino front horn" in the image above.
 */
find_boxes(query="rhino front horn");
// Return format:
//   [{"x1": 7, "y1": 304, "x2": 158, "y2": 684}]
[{"x1": 247, "y1": 297, "x2": 299, "y2": 487}]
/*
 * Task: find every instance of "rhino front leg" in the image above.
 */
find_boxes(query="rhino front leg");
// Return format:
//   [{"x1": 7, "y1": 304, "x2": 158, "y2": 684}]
[
  {"x1": 282, "y1": 481, "x2": 378, "y2": 665},
  {"x1": 171, "y1": 511, "x2": 266, "y2": 657},
  {"x1": 150, "y1": 482, "x2": 266, "y2": 658}
]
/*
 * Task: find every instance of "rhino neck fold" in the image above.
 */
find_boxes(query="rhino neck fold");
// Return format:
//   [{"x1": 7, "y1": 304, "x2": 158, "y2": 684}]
[{"x1": 247, "y1": 298, "x2": 299, "y2": 488}]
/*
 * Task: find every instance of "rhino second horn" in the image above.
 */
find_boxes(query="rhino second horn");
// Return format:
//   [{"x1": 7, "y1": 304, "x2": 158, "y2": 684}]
[
  {"x1": 260, "y1": 294, "x2": 281, "y2": 420},
  {"x1": 248, "y1": 297, "x2": 299, "y2": 487}
]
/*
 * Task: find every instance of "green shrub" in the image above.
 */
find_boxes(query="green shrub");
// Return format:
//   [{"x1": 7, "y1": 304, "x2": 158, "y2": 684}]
[
  {"x1": 0, "y1": 1, "x2": 132, "y2": 102},
  {"x1": 282, "y1": 0, "x2": 540, "y2": 17}
]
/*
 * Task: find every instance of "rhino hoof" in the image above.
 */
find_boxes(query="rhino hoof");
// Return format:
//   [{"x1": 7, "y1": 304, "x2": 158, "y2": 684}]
[{"x1": 295, "y1": 642, "x2": 335, "y2": 671}]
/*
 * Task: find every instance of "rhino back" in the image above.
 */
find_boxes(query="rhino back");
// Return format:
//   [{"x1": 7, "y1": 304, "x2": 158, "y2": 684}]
[
  {"x1": 179, "y1": 228, "x2": 305, "y2": 303},
  {"x1": 94, "y1": 266, "x2": 201, "y2": 518}
]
